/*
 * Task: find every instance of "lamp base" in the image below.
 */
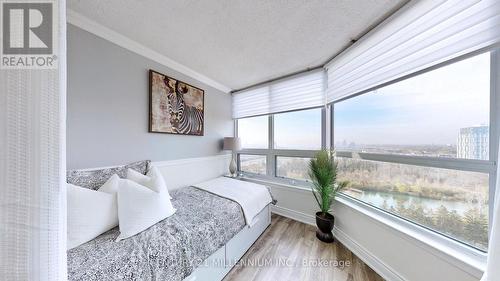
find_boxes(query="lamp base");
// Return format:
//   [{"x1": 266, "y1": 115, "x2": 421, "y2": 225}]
[{"x1": 229, "y1": 153, "x2": 237, "y2": 177}]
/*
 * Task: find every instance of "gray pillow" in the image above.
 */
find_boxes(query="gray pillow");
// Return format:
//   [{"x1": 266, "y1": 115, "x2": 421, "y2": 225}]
[{"x1": 67, "y1": 160, "x2": 151, "y2": 190}]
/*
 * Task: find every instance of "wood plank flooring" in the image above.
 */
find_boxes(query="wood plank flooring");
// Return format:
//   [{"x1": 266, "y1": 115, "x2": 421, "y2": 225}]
[{"x1": 223, "y1": 214, "x2": 384, "y2": 281}]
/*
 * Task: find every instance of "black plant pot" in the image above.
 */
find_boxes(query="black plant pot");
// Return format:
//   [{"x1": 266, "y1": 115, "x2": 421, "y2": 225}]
[{"x1": 315, "y1": 212, "x2": 335, "y2": 243}]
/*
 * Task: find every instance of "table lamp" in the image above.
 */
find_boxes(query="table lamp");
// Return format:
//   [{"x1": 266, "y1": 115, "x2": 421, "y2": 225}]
[{"x1": 223, "y1": 137, "x2": 242, "y2": 177}]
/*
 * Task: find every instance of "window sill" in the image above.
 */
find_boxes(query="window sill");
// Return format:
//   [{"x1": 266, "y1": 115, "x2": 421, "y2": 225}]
[
  {"x1": 335, "y1": 194, "x2": 486, "y2": 279},
  {"x1": 237, "y1": 173, "x2": 311, "y2": 191},
  {"x1": 238, "y1": 174, "x2": 486, "y2": 279}
]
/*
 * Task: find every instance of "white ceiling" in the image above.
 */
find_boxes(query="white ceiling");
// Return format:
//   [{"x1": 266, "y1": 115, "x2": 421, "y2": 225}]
[{"x1": 68, "y1": 0, "x2": 407, "y2": 92}]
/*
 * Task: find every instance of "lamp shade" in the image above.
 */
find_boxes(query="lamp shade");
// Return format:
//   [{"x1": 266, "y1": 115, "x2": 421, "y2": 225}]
[{"x1": 223, "y1": 137, "x2": 241, "y2": 151}]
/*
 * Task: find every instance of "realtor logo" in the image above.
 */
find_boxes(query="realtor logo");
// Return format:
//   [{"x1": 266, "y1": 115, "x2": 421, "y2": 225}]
[{"x1": 1, "y1": 1, "x2": 57, "y2": 69}]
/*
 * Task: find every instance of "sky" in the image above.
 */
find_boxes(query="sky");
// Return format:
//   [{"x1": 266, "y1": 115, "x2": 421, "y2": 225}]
[
  {"x1": 238, "y1": 109, "x2": 322, "y2": 149},
  {"x1": 334, "y1": 52, "x2": 490, "y2": 146},
  {"x1": 239, "y1": 52, "x2": 491, "y2": 148}
]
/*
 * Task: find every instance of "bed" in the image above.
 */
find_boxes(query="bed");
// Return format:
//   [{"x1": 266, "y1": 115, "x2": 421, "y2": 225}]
[{"x1": 67, "y1": 160, "x2": 272, "y2": 281}]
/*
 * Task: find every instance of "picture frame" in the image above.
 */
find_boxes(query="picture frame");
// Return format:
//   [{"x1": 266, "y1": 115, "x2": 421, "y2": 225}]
[{"x1": 149, "y1": 70, "x2": 205, "y2": 136}]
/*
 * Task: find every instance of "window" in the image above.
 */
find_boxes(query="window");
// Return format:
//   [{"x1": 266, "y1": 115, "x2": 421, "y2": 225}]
[
  {"x1": 276, "y1": 157, "x2": 312, "y2": 182},
  {"x1": 237, "y1": 107, "x2": 325, "y2": 183},
  {"x1": 234, "y1": 50, "x2": 497, "y2": 254},
  {"x1": 239, "y1": 155, "x2": 267, "y2": 175},
  {"x1": 274, "y1": 108, "x2": 322, "y2": 150},
  {"x1": 334, "y1": 52, "x2": 494, "y2": 251},
  {"x1": 334, "y1": 53, "x2": 490, "y2": 160},
  {"x1": 337, "y1": 157, "x2": 489, "y2": 251},
  {"x1": 237, "y1": 116, "x2": 268, "y2": 149}
]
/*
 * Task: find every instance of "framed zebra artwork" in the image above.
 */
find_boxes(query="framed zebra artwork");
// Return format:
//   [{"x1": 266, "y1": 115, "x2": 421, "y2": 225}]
[{"x1": 149, "y1": 70, "x2": 205, "y2": 136}]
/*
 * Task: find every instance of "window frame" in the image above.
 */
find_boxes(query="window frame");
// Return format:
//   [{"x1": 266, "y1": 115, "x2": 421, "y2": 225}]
[
  {"x1": 234, "y1": 48, "x2": 499, "y2": 260},
  {"x1": 236, "y1": 106, "x2": 327, "y2": 186},
  {"x1": 331, "y1": 49, "x2": 499, "y2": 255}
]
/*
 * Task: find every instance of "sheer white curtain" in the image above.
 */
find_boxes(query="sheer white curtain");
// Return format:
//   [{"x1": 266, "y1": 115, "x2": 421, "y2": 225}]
[
  {"x1": 482, "y1": 140, "x2": 500, "y2": 280},
  {"x1": 0, "y1": 0, "x2": 67, "y2": 279}
]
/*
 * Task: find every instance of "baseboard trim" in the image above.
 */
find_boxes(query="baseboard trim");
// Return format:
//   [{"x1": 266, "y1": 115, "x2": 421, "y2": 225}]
[
  {"x1": 272, "y1": 205, "x2": 406, "y2": 281},
  {"x1": 333, "y1": 227, "x2": 406, "y2": 281},
  {"x1": 271, "y1": 205, "x2": 315, "y2": 226}
]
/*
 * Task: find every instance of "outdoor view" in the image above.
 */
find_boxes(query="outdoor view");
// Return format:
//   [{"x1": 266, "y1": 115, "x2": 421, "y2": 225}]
[
  {"x1": 237, "y1": 52, "x2": 492, "y2": 251},
  {"x1": 240, "y1": 156, "x2": 312, "y2": 182},
  {"x1": 277, "y1": 157, "x2": 311, "y2": 181},
  {"x1": 239, "y1": 154, "x2": 267, "y2": 175},
  {"x1": 274, "y1": 109, "x2": 322, "y2": 150},
  {"x1": 337, "y1": 158, "x2": 489, "y2": 251},
  {"x1": 334, "y1": 52, "x2": 491, "y2": 251},
  {"x1": 334, "y1": 52, "x2": 490, "y2": 160},
  {"x1": 238, "y1": 115, "x2": 268, "y2": 149},
  {"x1": 238, "y1": 108, "x2": 322, "y2": 150}
]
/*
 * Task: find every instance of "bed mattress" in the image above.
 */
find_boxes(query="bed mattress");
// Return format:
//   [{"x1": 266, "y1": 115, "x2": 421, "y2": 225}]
[{"x1": 67, "y1": 186, "x2": 246, "y2": 281}]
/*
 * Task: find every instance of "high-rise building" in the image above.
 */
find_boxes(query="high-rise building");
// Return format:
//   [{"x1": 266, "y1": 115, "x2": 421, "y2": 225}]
[{"x1": 457, "y1": 125, "x2": 489, "y2": 160}]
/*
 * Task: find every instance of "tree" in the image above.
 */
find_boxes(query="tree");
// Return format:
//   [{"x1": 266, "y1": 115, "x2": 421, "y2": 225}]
[{"x1": 463, "y1": 208, "x2": 488, "y2": 248}]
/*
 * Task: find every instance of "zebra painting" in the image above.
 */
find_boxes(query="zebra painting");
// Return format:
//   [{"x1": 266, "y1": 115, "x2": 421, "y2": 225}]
[{"x1": 149, "y1": 70, "x2": 204, "y2": 136}]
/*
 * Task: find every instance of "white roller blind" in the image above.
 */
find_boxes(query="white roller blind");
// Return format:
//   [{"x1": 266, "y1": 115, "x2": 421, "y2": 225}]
[
  {"x1": 232, "y1": 86, "x2": 271, "y2": 119},
  {"x1": 232, "y1": 70, "x2": 325, "y2": 119},
  {"x1": 326, "y1": 0, "x2": 500, "y2": 103}
]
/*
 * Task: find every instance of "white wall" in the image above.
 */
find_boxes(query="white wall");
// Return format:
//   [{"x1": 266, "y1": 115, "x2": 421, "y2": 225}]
[
  {"x1": 67, "y1": 25, "x2": 233, "y2": 170},
  {"x1": 242, "y1": 178, "x2": 482, "y2": 281}
]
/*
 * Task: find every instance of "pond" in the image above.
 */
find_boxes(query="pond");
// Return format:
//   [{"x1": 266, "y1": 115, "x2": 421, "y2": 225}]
[{"x1": 344, "y1": 189, "x2": 487, "y2": 215}]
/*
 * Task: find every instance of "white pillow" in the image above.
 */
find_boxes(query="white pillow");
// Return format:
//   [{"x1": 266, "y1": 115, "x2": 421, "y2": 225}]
[
  {"x1": 67, "y1": 180, "x2": 119, "y2": 250},
  {"x1": 127, "y1": 167, "x2": 172, "y2": 198},
  {"x1": 98, "y1": 174, "x2": 121, "y2": 195},
  {"x1": 116, "y1": 179, "x2": 176, "y2": 241}
]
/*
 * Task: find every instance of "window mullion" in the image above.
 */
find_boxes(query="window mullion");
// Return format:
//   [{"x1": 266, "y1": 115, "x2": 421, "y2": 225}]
[
  {"x1": 235, "y1": 119, "x2": 240, "y2": 171},
  {"x1": 268, "y1": 115, "x2": 275, "y2": 177},
  {"x1": 337, "y1": 150, "x2": 496, "y2": 174},
  {"x1": 330, "y1": 104, "x2": 334, "y2": 151},
  {"x1": 321, "y1": 106, "x2": 327, "y2": 149},
  {"x1": 489, "y1": 49, "x2": 500, "y2": 234}
]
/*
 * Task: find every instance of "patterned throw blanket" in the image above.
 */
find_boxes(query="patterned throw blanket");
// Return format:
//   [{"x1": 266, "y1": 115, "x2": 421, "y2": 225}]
[{"x1": 67, "y1": 187, "x2": 246, "y2": 281}]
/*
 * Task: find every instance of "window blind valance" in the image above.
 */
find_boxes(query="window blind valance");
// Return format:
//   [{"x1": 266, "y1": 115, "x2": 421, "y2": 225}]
[
  {"x1": 326, "y1": 0, "x2": 500, "y2": 103},
  {"x1": 232, "y1": 70, "x2": 325, "y2": 119}
]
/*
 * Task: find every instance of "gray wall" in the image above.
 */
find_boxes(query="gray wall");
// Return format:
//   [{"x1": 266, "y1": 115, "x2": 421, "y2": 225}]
[{"x1": 67, "y1": 24, "x2": 233, "y2": 169}]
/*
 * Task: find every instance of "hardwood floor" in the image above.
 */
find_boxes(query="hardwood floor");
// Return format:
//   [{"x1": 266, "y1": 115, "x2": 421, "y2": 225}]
[{"x1": 223, "y1": 214, "x2": 384, "y2": 281}]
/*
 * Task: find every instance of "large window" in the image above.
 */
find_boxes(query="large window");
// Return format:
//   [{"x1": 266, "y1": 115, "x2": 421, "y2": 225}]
[
  {"x1": 235, "y1": 50, "x2": 497, "y2": 253},
  {"x1": 274, "y1": 108, "x2": 322, "y2": 150},
  {"x1": 338, "y1": 158, "x2": 489, "y2": 250},
  {"x1": 334, "y1": 52, "x2": 494, "y2": 251},
  {"x1": 334, "y1": 53, "x2": 490, "y2": 160},
  {"x1": 237, "y1": 107, "x2": 325, "y2": 182},
  {"x1": 237, "y1": 115, "x2": 268, "y2": 149}
]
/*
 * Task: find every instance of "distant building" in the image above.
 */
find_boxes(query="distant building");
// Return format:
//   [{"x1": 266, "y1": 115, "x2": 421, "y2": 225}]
[{"x1": 457, "y1": 125, "x2": 489, "y2": 160}]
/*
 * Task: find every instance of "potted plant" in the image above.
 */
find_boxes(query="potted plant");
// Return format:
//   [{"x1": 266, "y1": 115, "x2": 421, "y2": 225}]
[{"x1": 309, "y1": 150, "x2": 348, "y2": 243}]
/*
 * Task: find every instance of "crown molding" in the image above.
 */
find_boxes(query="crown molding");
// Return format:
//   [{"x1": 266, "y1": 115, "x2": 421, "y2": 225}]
[{"x1": 66, "y1": 9, "x2": 232, "y2": 93}]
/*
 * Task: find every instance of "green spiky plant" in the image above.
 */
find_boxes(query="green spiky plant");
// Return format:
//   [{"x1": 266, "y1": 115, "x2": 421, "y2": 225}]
[{"x1": 309, "y1": 150, "x2": 348, "y2": 216}]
